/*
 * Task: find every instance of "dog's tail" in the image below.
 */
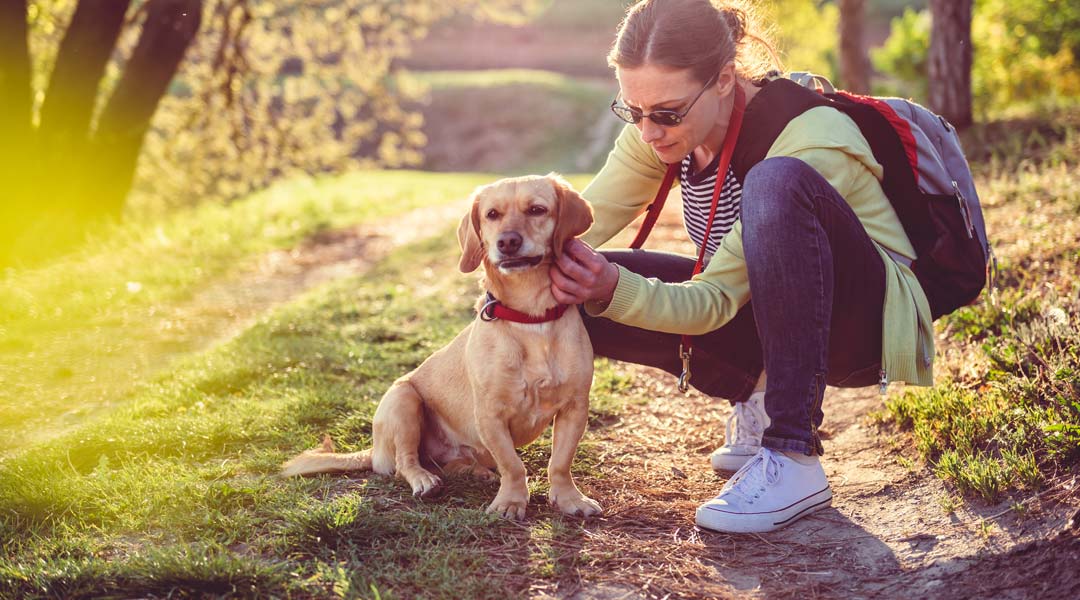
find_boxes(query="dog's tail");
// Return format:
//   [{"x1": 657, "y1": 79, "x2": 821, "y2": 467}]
[{"x1": 280, "y1": 435, "x2": 373, "y2": 478}]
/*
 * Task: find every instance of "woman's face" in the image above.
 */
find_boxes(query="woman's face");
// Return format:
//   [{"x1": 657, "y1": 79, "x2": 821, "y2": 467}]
[{"x1": 615, "y1": 63, "x2": 730, "y2": 163}]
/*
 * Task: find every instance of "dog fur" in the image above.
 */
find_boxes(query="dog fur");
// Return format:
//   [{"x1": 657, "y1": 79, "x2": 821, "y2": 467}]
[{"x1": 281, "y1": 174, "x2": 599, "y2": 519}]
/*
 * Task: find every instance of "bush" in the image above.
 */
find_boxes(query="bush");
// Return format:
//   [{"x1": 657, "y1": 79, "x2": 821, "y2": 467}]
[
  {"x1": 871, "y1": 7, "x2": 929, "y2": 100},
  {"x1": 765, "y1": 0, "x2": 840, "y2": 82},
  {"x1": 873, "y1": 0, "x2": 1080, "y2": 114}
]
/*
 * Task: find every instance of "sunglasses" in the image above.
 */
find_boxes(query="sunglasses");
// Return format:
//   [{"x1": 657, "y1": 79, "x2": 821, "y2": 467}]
[{"x1": 610, "y1": 73, "x2": 719, "y2": 127}]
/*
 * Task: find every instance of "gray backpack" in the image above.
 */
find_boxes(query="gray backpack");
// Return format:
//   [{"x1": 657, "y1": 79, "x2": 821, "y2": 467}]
[{"x1": 730, "y1": 72, "x2": 993, "y2": 319}]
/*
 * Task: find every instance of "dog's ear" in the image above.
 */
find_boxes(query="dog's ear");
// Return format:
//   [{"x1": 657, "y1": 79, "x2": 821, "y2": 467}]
[
  {"x1": 457, "y1": 195, "x2": 485, "y2": 273},
  {"x1": 548, "y1": 173, "x2": 594, "y2": 261}
]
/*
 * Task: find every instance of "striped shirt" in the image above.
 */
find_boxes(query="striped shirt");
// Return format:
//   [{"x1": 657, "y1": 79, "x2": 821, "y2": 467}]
[{"x1": 680, "y1": 151, "x2": 742, "y2": 256}]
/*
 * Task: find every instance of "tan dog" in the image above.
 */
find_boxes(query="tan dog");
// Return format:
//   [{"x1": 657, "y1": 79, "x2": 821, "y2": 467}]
[{"x1": 282, "y1": 174, "x2": 600, "y2": 519}]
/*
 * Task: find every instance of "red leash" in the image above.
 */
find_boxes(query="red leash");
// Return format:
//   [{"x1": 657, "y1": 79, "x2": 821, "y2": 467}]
[{"x1": 630, "y1": 84, "x2": 746, "y2": 392}]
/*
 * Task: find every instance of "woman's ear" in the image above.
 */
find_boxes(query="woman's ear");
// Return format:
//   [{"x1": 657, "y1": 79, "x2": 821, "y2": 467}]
[
  {"x1": 457, "y1": 197, "x2": 484, "y2": 273},
  {"x1": 716, "y1": 62, "x2": 737, "y2": 98},
  {"x1": 547, "y1": 173, "x2": 594, "y2": 262}
]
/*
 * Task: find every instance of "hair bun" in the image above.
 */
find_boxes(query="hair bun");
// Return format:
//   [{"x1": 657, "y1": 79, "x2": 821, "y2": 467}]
[{"x1": 718, "y1": 4, "x2": 747, "y2": 45}]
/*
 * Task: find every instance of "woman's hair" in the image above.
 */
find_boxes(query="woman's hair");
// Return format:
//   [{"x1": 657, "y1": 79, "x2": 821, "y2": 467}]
[{"x1": 608, "y1": 0, "x2": 781, "y2": 84}]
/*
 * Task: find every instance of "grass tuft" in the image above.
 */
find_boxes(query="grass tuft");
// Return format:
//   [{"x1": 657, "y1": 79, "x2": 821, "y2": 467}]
[{"x1": 882, "y1": 107, "x2": 1080, "y2": 502}]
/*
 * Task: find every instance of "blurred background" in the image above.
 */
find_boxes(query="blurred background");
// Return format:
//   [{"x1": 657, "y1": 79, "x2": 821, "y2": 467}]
[
  {"x1": 2, "y1": 0, "x2": 1078, "y2": 266},
  {"x1": 2, "y1": 5, "x2": 1078, "y2": 595}
]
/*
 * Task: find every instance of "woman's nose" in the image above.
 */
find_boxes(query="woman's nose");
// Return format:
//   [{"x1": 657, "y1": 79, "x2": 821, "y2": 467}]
[{"x1": 639, "y1": 118, "x2": 663, "y2": 143}]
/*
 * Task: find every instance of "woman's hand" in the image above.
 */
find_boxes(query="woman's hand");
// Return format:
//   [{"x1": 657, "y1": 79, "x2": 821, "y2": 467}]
[{"x1": 550, "y1": 239, "x2": 620, "y2": 305}]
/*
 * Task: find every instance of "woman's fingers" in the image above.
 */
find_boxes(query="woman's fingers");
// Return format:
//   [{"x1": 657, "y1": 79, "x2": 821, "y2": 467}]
[
  {"x1": 549, "y1": 239, "x2": 618, "y2": 305},
  {"x1": 550, "y1": 281, "x2": 579, "y2": 305},
  {"x1": 563, "y1": 239, "x2": 605, "y2": 274},
  {"x1": 550, "y1": 262, "x2": 588, "y2": 303}
]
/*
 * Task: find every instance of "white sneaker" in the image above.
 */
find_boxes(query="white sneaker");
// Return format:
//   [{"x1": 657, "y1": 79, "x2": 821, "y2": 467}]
[
  {"x1": 696, "y1": 447, "x2": 832, "y2": 533},
  {"x1": 710, "y1": 391, "x2": 770, "y2": 473}
]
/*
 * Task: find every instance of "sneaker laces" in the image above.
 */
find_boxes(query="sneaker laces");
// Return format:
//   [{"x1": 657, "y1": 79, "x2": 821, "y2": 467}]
[
  {"x1": 724, "y1": 398, "x2": 766, "y2": 448},
  {"x1": 719, "y1": 448, "x2": 781, "y2": 505}
]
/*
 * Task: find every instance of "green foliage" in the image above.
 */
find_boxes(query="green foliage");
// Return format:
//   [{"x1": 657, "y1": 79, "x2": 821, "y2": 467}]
[
  {"x1": 873, "y1": 0, "x2": 1080, "y2": 113},
  {"x1": 884, "y1": 377, "x2": 1062, "y2": 502},
  {"x1": 137, "y1": 0, "x2": 541, "y2": 211},
  {"x1": 12, "y1": 0, "x2": 543, "y2": 254},
  {"x1": 871, "y1": 7, "x2": 929, "y2": 100},
  {"x1": 764, "y1": 0, "x2": 840, "y2": 82}
]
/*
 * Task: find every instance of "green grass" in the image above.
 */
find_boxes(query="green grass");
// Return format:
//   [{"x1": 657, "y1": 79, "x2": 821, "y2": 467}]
[
  {"x1": 878, "y1": 107, "x2": 1080, "y2": 503},
  {"x1": 0, "y1": 220, "x2": 625, "y2": 598},
  {"x1": 0, "y1": 170, "x2": 591, "y2": 454}
]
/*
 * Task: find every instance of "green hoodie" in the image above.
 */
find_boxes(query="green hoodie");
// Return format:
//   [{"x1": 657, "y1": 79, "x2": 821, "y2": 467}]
[{"x1": 579, "y1": 106, "x2": 935, "y2": 388}]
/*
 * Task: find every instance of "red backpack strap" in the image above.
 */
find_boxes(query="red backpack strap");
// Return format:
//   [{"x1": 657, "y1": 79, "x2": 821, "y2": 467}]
[
  {"x1": 833, "y1": 91, "x2": 920, "y2": 186},
  {"x1": 629, "y1": 162, "x2": 681, "y2": 249}
]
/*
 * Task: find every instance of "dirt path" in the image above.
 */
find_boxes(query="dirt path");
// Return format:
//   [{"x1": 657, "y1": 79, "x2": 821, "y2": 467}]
[
  {"x1": 11, "y1": 200, "x2": 470, "y2": 451},
  {"x1": 565, "y1": 373, "x2": 1079, "y2": 599}
]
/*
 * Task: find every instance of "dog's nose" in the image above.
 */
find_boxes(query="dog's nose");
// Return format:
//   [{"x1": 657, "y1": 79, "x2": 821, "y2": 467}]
[{"x1": 497, "y1": 231, "x2": 522, "y2": 255}]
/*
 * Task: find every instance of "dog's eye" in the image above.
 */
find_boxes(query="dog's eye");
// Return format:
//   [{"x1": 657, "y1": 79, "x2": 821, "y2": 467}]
[
  {"x1": 486, "y1": 209, "x2": 500, "y2": 220},
  {"x1": 527, "y1": 205, "x2": 548, "y2": 216}
]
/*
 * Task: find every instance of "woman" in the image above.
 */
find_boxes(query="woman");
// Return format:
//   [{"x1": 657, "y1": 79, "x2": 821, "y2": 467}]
[{"x1": 550, "y1": 0, "x2": 934, "y2": 533}]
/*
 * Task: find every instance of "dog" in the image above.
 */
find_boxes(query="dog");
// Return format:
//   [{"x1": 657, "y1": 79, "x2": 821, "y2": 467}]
[{"x1": 282, "y1": 174, "x2": 600, "y2": 519}]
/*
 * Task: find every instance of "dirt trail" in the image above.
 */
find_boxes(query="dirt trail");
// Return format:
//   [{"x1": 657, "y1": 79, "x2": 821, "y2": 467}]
[
  {"x1": 550, "y1": 213, "x2": 1080, "y2": 599},
  {"x1": 11, "y1": 201, "x2": 469, "y2": 451},
  {"x1": 567, "y1": 374, "x2": 1079, "y2": 599}
]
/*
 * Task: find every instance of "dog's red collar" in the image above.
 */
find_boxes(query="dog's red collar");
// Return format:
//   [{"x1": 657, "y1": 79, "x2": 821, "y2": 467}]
[{"x1": 479, "y1": 292, "x2": 570, "y2": 324}]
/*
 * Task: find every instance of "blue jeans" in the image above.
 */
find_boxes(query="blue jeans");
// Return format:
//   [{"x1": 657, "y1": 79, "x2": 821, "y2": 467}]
[{"x1": 584, "y1": 157, "x2": 886, "y2": 455}]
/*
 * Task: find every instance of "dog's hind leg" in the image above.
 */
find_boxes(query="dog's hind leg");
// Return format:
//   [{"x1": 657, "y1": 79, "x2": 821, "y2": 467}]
[{"x1": 372, "y1": 381, "x2": 443, "y2": 497}]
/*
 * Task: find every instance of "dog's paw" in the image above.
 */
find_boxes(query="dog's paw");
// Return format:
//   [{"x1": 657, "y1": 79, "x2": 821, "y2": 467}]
[
  {"x1": 550, "y1": 489, "x2": 603, "y2": 517},
  {"x1": 472, "y1": 466, "x2": 499, "y2": 483},
  {"x1": 486, "y1": 495, "x2": 528, "y2": 520},
  {"x1": 407, "y1": 470, "x2": 443, "y2": 498}
]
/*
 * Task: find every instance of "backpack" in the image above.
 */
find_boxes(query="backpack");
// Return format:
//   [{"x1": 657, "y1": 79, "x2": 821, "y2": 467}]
[{"x1": 731, "y1": 73, "x2": 994, "y2": 320}]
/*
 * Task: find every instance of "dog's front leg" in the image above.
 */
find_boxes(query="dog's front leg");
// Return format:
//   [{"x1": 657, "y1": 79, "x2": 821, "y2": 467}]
[
  {"x1": 475, "y1": 414, "x2": 529, "y2": 520},
  {"x1": 548, "y1": 398, "x2": 602, "y2": 517}
]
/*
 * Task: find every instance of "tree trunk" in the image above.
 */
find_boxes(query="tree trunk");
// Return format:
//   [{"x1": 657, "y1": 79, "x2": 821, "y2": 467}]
[
  {"x1": 37, "y1": 0, "x2": 131, "y2": 147},
  {"x1": 838, "y1": 0, "x2": 870, "y2": 94},
  {"x1": 0, "y1": 0, "x2": 33, "y2": 264},
  {"x1": 36, "y1": 0, "x2": 131, "y2": 218},
  {"x1": 928, "y1": 0, "x2": 973, "y2": 129},
  {"x1": 0, "y1": 0, "x2": 32, "y2": 151},
  {"x1": 90, "y1": 0, "x2": 203, "y2": 216}
]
